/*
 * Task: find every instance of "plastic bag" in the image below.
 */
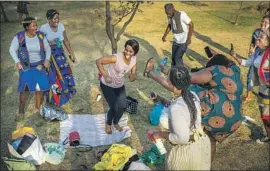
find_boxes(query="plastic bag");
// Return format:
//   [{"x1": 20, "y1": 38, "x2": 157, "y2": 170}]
[
  {"x1": 2, "y1": 157, "x2": 36, "y2": 170},
  {"x1": 44, "y1": 143, "x2": 66, "y2": 165},
  {"x1": 40, "y1": 104, "x2": 68, "y2": 121},
  {"x1": 149, "y1": 103, "x2": 164, "y2": 126},
  {"x1": 140, "y1": 145, "x2": 165, "y2": 166}
]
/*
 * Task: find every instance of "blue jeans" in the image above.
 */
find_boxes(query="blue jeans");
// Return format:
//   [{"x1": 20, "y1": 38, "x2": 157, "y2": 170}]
[{"x1": 171, "y1": 42, "x2": 187, "y2": 66}]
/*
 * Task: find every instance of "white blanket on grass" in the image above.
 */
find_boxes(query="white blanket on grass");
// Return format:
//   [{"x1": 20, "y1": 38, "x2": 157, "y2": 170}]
[{"x1": 59, "y1": 114, "x2": 131, "y2": 148}]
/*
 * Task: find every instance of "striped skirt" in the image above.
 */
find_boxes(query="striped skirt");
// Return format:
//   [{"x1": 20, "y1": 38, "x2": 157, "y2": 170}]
[{"x1": 166, "y1": 133, "x2": 211, "y2": 170}]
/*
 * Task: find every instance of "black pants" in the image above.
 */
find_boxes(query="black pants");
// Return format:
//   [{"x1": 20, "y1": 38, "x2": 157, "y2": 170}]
[
  {"x1": 171, "y1": 42, "x2": 187, "y2": 66},
  {"x1": 100, "y1": 82, "x2": 126, "y2": 125}
]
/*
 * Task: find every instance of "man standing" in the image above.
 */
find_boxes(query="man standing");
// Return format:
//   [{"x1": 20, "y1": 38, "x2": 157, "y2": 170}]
[{"x1": 162, "y1": 3, "x2": 194, "y2": 66}]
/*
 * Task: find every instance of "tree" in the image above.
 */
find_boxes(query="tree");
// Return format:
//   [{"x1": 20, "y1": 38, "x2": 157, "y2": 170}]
[
  {"x1": 234, "y1": 1, "x2": 243, "y2": 25},
  {"x1": 105, "y1": 1, "x2": 141, "y2": 53},
  {"x1": 0, "y1": 2, "x2": 9, "y2": 22}
]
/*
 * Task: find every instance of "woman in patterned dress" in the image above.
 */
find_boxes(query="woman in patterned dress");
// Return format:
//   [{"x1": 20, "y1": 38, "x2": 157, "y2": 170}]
[
  {"x1": 231, "y1": 29, "x2": 270, "y2": 144},
  {"x1": 146, "y1": 54, "x2": 244, "y2": 163},
  {"x1": 40, "y1": 9, "x2": 76, "y2": 107}
]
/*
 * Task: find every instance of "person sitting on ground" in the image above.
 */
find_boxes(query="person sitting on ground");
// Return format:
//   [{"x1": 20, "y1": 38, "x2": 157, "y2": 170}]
[
  {"x1": 145, "y1": 52, "x2": 244, "y2": 163},
  {"x1": 231, "y1": 29, "x2": 270, "y2": 144},
  {"x1": 9, "y1": 17, "x2": 51, "y2": 118},
  {"x1": 145, "y1": 65, "x2": 211, "y2": 170}
]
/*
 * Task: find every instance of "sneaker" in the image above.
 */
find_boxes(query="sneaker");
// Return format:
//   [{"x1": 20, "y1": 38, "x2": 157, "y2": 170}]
[{"x1": 256, "y1": 137, "x2": 270, "y2": 144}]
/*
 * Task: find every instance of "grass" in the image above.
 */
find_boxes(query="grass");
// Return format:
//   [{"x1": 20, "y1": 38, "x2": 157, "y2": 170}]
[{"x1": 1, "y1": 1, "x2": 269, "y2": 170}]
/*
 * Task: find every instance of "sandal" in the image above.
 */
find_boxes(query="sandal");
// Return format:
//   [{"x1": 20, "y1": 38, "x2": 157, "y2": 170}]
[{"x1": 143, "y1": 57, "x2": 154, "y2": 77}]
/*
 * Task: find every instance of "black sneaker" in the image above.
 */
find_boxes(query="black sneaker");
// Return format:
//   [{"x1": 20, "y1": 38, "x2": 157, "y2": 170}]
[{"x1": 256, "y1": 137, "x2": 270, "y2": 144}]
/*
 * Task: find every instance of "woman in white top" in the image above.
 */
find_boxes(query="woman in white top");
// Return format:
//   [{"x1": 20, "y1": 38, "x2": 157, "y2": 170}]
[
  {"x1": 144, "y1": 61, "x2": 211, "y2": 170},
  {"x1": 40, "y1": 9, "x2": 76, "y2": 107},
  {"x1": 231, "y1": 29, "x2": 270, "y2": 144},
  {"x1": 96, "y1": 39, "x2": 139, "y2": 134},
  {"x1": 9, "y1": 17, "x2": 51, "y2": 117}
]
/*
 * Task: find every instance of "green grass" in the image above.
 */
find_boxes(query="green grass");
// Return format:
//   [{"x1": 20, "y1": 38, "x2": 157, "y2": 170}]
[{"x1": 1, "y1": 1, "x2": 269, "y2": 170}]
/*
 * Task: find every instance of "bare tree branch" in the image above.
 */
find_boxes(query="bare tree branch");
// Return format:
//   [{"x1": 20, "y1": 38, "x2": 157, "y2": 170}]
[{"x1": 116, "y1": 2, "x2": 140, "y2": 42}]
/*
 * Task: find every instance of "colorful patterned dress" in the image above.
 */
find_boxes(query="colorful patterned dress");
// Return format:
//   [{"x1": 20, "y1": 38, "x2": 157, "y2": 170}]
[{"x1": 189, "y1": 65, "x2": 244, "y2": 142}]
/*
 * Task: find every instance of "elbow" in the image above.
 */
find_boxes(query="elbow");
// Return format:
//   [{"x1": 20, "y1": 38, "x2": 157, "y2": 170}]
[{"x1": 169, "y1": 133, "x2": 190, "y2": 145}]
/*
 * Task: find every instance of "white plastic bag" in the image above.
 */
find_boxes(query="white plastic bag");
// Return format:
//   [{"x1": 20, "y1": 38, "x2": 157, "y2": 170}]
[
  {"x1": 128, "y1": 161, "x2": 151, "y2": 170},
  {"x1": 8, "y1": 136, "x2": 46, "y2": 165}
]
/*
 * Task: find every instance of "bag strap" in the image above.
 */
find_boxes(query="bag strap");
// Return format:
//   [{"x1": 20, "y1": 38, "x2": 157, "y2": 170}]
[
  {"x1": 74, "y1": 144, "x2": 92, "y2": 152},
  {"x1": 62, "y1": 137, "x2": 69, "y2": 146}
]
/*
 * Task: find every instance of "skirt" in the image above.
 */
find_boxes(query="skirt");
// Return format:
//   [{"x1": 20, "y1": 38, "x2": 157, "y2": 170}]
[
  {"x1": 166, "y1": 132, "x2": 211, "y2": 170},
  {"x1": 18, "y1": 63, "x2": 49, "y2": 93},
  {"x1": 17, "y1": 2, "x2": 28, "y2": 14},
  {"x1": 47, "y1": 45, "x2": 76, "y2": 106}
]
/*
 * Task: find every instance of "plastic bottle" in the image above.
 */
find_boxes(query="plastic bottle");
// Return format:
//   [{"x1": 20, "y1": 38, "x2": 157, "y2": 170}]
[
  {"x1": 156, "y1": 57, "x2": 168, "y2": 73},
  {"x1": 147, "y1": 131, "x2": 167, "y2": 155},
  {"x1": 56, "y1": 38, "x2": 62, "y2": 48}
]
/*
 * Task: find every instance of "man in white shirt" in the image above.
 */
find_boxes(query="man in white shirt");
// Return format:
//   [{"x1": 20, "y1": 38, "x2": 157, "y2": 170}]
[{"x1": 162, "y1": 3, "x2": 194, "y2": 67}]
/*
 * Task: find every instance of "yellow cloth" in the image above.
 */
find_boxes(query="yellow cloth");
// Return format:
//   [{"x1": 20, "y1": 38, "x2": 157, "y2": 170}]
[
  {"x1": 93, "y1": 144, "x2": 132, "y2": 170},
  {"x1": 12, "y1": 127, "x2": 36, "y2": 140}
]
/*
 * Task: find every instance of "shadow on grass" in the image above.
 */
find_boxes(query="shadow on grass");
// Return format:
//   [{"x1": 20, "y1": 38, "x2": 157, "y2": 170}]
[
  {"x1": 124, "y1": 33, "x2": 159, "y2": 60},
  {"x1": 194, "y1": 31, "x2": 230, "y2": 55}
]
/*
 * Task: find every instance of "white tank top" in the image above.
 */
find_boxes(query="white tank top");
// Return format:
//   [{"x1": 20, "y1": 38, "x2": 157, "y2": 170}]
[{"x1": 101, "y1": 52, "x2": 136, "y2": 88}]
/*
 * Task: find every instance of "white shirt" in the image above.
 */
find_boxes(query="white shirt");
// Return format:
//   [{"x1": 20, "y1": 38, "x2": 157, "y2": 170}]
[
  {"x1": 168, "y1": 92, "x2": 202, "y2": 145},
  {"x1": 9, "y1": 33, "x2": 51, "y2": 63},
  {"x1": 241, "y1": 53, "x2": 263, "y2": 69},
  {"x1": 168, "y1": 11, "x2": 191, "y2": 44},
  {"x1": 40, "y1": 23, "x2": 65, "y2": 42}
]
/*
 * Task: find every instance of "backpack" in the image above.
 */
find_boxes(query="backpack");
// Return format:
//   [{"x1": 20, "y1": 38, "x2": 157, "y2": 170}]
[{"x1": 2, "y1": 157, "x2": 36, "y2": 170}]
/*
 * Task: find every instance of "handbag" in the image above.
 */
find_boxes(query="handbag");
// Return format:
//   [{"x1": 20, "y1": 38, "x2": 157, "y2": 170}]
[
  {"x1": 62, "y1": 131, "x2": 92, "y2": 152},
  {"x1": 63, "y1": 131, "x2": 80, "y2": 147},
  {"x1": 126, "y1": 96, "x2": 138, "y2": 114}
]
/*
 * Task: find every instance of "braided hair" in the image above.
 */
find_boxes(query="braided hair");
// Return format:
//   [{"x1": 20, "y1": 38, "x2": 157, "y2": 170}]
[{"x1": 169, "y1": 66, "x2": 197, "y2": 128}]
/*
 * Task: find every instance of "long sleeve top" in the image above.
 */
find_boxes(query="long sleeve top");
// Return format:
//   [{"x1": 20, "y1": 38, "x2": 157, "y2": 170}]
[
  {"x1": 168, "y1": 92, "x2": 202, "y2": 145},
  {"x1": 241, "y1": 48, "x2": 263, "y2": 68},
  {"x1": 9, "y1": 33, "x2": 51, "y2": 64}
]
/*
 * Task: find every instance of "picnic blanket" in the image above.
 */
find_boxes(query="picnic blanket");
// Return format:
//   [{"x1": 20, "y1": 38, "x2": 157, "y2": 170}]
[{"x1": 59, "y1": 114, "x2": 131, "y2": 147}]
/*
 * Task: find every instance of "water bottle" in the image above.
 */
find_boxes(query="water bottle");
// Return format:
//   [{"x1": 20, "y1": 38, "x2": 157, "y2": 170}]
[
  {"x1": 56, "y1": 38, "x2": 62, "y2": 48},
  {"x1": 147, "y1": 131, "x2": 167, "y2": 155},
  {"x1": 156, "y1": 57, "x2": 168, "y2": 73}
]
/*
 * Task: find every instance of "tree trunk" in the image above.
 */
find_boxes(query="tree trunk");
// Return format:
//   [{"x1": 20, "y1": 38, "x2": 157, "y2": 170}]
[
  {"x1": 105, "y1": 1, "x2": 140, "y2": 54},
  {"x1": 234, "y1": 2, "x2": 243, "y2": 25},
  {"x1": 111, "y1": 39, "x2": 117, "y2": 54},
  {"x1": 105, "y1": 1, "x2": 117, "y2": 54},
  {"x1": 0, "y1": 2, "x2": 9, "y2": 22}
]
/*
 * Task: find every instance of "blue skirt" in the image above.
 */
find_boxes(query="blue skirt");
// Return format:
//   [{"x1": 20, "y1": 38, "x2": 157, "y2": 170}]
[{"x1": 18, "y1": 62, "x2": 49, "y2": 93}]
